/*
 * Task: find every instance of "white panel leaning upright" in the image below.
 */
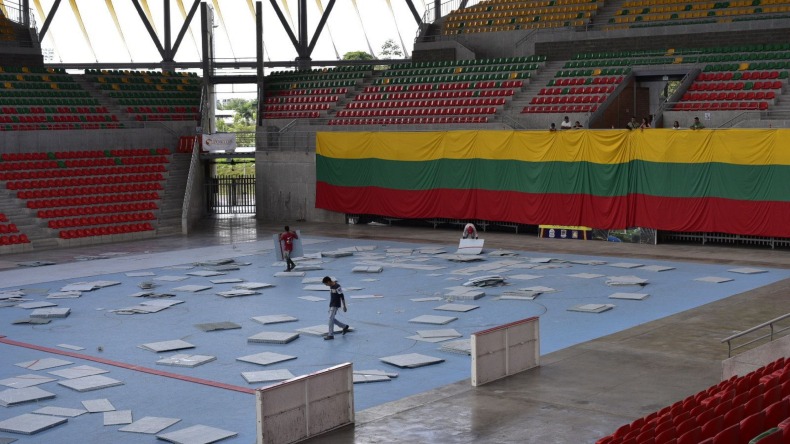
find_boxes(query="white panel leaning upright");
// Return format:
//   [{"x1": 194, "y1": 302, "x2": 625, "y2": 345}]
[
  {"x1": 256, "y1": 362, "x2": 354, "y2": 444},
  {"x1": 471, "y1": 317, "x2": 540, "y2": 387}
]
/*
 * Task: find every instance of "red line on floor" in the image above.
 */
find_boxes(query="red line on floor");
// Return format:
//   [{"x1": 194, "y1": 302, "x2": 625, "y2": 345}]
[{"x1": 0, "y1": 336, "x2": 255, "y2": 395}]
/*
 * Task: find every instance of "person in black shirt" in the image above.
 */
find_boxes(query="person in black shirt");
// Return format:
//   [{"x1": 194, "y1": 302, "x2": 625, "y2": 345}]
[{"x1": 322, "y1": 276, "x2": 349, "y2": 340}]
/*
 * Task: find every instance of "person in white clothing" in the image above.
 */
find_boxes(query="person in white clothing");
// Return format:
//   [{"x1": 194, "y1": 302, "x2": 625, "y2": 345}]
[{"x1": 462, "y1": 223, "x2": 478, "y2": 240}]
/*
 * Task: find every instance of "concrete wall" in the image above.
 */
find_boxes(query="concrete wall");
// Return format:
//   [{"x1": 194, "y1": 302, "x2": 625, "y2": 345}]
[
  {"x1": 0, "y1": 126, "x2": 183, "y2": 152},
  {"x1": 412, "y1": 40, "x2": 477, "y2": 61},
  {"x1": 415, "y1": 19, "x2": 790, "y2": 62},
  {"x1": 183, "y1": 147, "x2": 207, "y2": 234},
  {"x1": 534, "y1": 20, "x2": 790, "y2": 61},
  {"x1": 416, "y1": 30, "x2": 537, "y2": 60},
  {"x1": 255, "y1": 149, "x2": 343, "y2": 224},
  {"x1": 722, "y1": 334, "x2": 790, "y2": 380},
  {"x1": 663, "y1": 110, "x2": 742, "y2": 129}
]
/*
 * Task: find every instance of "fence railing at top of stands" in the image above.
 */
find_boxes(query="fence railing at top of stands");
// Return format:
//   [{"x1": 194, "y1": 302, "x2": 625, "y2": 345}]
[
  {"x1": 423, "y1": 0, "x2": 484, "y2": 24},
  {"x1": 721, "y1": 312, "x2": 790, "y2": 357},
  {"x1": 0, "y1": 1, "x2": 36, "y2": 28},
  {"x1": 232, "y1": 131, "x2": 256, "y2": 148}
]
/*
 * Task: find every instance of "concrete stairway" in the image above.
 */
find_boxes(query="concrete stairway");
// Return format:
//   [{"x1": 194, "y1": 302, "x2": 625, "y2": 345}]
[
  {"x1": 590, "y1": 0, "x2": 629, "y2": 29},
  {"x1": 71, "y1": 75, "x2": 137, "y2": 127},
  {"x1": 156, "y1": 153, "x2": 191, "y2": 236},
  {"x1": 0, "y1": 188, "x2": 57, "y2": 251},
  {"x1": 503, "y1": 60, "x2": 566, "y2": 121},
  {"x1": 768, "y1": 84, "x2": 790, "y2": 120}
]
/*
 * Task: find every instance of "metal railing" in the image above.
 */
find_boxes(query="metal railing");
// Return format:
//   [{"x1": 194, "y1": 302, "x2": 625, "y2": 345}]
[
  {"x1": 0, "y1": 1, "x2": 36, "y2": 27},
  {"x1": 181, "y1": 135, "x2": 202, "y2": 234},
  {"x1": 721, "y1": 313, "x2": 790, "y2": 357},
  {"x1": 205, "y1": 176, "x2": 256, "y2": 214},
  {"x1": 423, "y1": 0, "x2": 484, "y2": 24}
]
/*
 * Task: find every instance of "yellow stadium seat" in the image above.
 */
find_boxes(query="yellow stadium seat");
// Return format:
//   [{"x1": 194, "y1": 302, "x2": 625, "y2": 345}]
[{"x1": 738, "y1": 63, "x2": 749, "y2": 71}]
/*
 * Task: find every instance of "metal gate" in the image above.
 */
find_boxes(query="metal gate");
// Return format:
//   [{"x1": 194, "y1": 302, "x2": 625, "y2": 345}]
[{"x1": 206, "y1": 176, "x2": 256, "y2": 214}]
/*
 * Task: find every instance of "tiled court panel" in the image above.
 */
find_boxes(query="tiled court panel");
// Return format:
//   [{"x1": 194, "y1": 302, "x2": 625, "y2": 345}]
[{"x1": 1, "y1": 233, "x2": 789, "y2": 443}]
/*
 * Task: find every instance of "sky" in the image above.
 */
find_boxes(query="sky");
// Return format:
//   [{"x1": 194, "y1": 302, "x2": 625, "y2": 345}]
[{"x1": 26, "y1": 0, "x2": 429, "y2": 66}]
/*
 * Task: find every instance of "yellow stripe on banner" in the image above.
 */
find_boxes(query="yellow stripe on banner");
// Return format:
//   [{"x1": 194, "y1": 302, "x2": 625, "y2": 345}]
[
  {"x1": 69, "y1": 0, "x2": 98, "y2": 61},
  {"x1": 630, "y1": 129, "x2": 790, "y2": 165},
  {"x1": 317, "y1": 130, "x2": 790, "y2": 166},
  {"x1": 317, "y1": 130, "x2": 632, "y2": 164}
]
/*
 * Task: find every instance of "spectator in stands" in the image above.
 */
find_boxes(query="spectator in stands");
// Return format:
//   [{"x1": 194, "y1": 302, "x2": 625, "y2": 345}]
[
  {"x1": 279, "y1": 226, "x2": 298, "y2": 272},
  {"x1": 462, "y1": 223, "x2": 479, "y2": 240},
  {"x1": 672, "y1": 121, "x2": 680, "y2": 129},
  {"x1": 560, "y1": 116, "x2": 572, "y2": 130},
  {"x1": 549, "y1": 123, "x2": 557, "y2": 132},
  {"x1": 626, "y1": 117, "x2": 638, "y2": 130},
  {"x1": 639, "y1": 117, "x2": 651, "y2": 129},
  {"x1": 690, "y1": 117, "x2": 705, "y2": 130},
  {"x1": 573, "y1": 121, "x2": 583, "y2": 129}
]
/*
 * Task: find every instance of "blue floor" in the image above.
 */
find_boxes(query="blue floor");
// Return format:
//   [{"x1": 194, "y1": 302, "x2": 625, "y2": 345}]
[{"x1": 1, "y1": 235, "x2": 788, "y2": 443}]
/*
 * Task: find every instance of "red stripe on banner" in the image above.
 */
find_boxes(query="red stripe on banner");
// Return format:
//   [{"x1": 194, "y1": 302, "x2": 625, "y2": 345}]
[
  {"x1": 316, "y1": 182, "x2": 630, "y2": 228},
  {"x1": 316, "y1": 182, "x2": 790, "y2": 237},
  {"x1": 632, "y1": 194, "x2": 790, "y2": 238},
  {"x1": 0, "y1": 336, "x2": 255, "y2": 395}
]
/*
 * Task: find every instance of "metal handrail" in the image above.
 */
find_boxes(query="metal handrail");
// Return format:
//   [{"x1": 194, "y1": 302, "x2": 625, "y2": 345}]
[
  {"x1": 720, "y1": 312, "x2": 790, "y2": 357},
  {"x1": 181, "y1": 135, "x2": 201, "y2": 235},
  {"x1": 0, "y1": 2, "x2": 36, "y2": 27}
]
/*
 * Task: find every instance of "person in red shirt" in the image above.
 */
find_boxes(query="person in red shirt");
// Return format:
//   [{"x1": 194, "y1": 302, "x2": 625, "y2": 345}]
[
  {"x1": 279, "y1": 226, "x2": 298, "y2": 272},
  {"x1": 462, "y1": 223, "x2": 478, "y2": 240}
]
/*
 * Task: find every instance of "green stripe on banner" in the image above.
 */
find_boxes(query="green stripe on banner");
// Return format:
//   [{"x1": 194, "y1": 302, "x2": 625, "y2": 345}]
[
  {"x1": 316, "y1": 155, "x2": 790, "y2": 201},
  {"x1": 317, "y1": 155, "x2": 630, "y2": 197}
]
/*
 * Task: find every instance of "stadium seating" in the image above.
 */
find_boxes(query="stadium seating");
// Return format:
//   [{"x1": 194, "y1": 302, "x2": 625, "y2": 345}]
[
  {"x1": 674, "y1": 52, "x2": 789, "y2": 111},
  {"x1": 0, "y1": 212, "x2": 31, "y2": 247},
  {"x1": 0, "y1": 66, "x2": 124, "y2": 131},
  {"x1": 85, "y1": 69, "x2": 201, "y2": 122},
  {"x1": 595, "y1": 357, "x2": 790, "y2": 444},
  {"x1": 0, "y1": 14, "x2": 21, "y2": 42},
  {"x1": 0, "y1": 148, "x2": 169, "y2": 240},
  {"x1": 607, "y1": 0, "x2": 790, "y2": 30},
  {"x1": 263, "y1": 66, "x2": 370, "y2": 119},
  {"x1": 523, "y1": 66, "x2": 629, "y2": 114},
  {"x1": 443, "y1": 0, "x2": 601, "y2": 34},
  {"x1": 330, "y1": 57, "x2": 542, "y2": 125}
]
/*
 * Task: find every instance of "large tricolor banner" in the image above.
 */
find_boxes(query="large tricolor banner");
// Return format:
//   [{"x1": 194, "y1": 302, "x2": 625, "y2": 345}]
[{"x1": 315, "y1": 129, "x2": 790, "y2": 237}]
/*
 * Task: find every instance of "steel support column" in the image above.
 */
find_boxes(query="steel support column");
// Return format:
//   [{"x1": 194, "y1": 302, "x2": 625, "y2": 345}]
[{"x1": 38, "y1": 0, "x2": 62, "y2": 40}]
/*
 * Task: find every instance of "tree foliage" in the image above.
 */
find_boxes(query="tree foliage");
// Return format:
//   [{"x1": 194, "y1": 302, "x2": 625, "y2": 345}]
[
  {"x1": 379, "y1": 39, "x2": 403, "y2": 59},
  {"x1": 216, "y1": 98, "x2": 257, "y2": 132},
  {"x1": 343, "y1": 51, "x2": 374, "y2": 60}
]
